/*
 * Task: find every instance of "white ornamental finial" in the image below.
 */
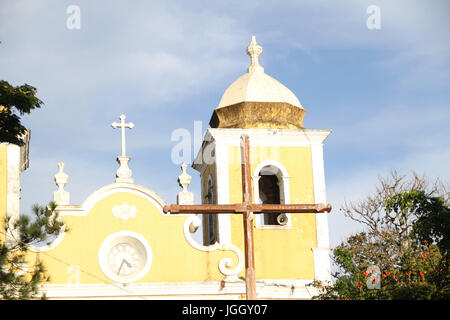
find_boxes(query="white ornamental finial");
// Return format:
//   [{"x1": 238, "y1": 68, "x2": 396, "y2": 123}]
[
  {"x1": 247, "y1": 35, "x2": 264, "y2": 73},
  {"x1": 178, "y1": 163, "x2": 192, "y2": 191},
  {"x1": 177, "y1": 163, "x2": 194, "y2": 205},
  {"x1": 55, "y1": 162, "x2": 68, "y2": 190},
  {"x1": 53, "y1": 162, "x2": 70, "y2": 205},
  {"x1": 111, "y1": 114, "x2": 134, "y2": 183}
]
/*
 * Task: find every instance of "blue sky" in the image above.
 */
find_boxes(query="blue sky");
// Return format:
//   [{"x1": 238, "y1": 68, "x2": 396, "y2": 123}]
[{"x1": 1, "y1": 0, "x2": 449, "y2": 249}]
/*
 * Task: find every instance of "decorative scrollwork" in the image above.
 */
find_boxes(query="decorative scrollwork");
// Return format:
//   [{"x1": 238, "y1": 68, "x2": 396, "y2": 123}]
[{"x1": 183, "y1": 215, "x2": 243, "y2": 280}]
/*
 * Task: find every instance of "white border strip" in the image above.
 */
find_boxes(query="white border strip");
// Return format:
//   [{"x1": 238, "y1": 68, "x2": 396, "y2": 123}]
[
  {"x1": 310, "y1": 142, "x2": 332, "y2": 283},
  {"x1": 39, "y1": 279, "x2": 319, "y2": 299}
]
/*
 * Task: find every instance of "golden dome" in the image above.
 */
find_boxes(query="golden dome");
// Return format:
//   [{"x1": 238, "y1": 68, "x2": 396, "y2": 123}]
[{"x1": 210, "y1": 36, "x2": 306, "y2": 130}]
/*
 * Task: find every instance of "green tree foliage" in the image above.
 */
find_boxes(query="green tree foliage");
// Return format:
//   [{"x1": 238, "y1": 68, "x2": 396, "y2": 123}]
[
  {"x1": 0, "y1": 80, "x2": 43, "y2": 146},
  {"x1": 310, "y1": 171, "x2": 450, "y2": 300},
  {"x1": 0, "y1": 79, "x2": 62, "y2": 299},
  {"x1": 0, "y1": 202, "x2": 65, "y2": 299}
]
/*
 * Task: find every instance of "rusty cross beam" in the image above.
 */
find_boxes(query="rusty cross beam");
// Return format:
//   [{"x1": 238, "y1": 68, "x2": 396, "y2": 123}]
[
  {"x1": 164, "y1": 203, "x2": 332, "y2": 214},
  {"x1": 163, "y1": 134, "x2": 332, "y2": 300},
  {"x1": 240, "y1": 134, "x2": 256, "y2": 299}
]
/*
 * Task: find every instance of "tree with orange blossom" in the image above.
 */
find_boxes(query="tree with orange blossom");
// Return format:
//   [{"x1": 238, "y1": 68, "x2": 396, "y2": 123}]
[{"x1": 310, "y1": 171, "x2": 450, "y2": 299}]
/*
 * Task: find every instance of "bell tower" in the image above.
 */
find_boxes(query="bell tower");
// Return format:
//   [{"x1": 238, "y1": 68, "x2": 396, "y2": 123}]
[{"x1": 193, "y1": 36, "x2": 332, "y2": 284}]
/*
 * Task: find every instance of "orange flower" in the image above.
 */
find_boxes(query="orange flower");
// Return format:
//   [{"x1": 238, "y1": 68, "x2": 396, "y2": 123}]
[{"x1": 393, "y1": 274, "x2": 398, "y2": 280}]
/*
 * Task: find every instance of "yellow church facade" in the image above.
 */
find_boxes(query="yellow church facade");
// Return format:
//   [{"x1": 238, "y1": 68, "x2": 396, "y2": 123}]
[{"x1": 1, "y1": 36, "x2": 332, "y2": 299}]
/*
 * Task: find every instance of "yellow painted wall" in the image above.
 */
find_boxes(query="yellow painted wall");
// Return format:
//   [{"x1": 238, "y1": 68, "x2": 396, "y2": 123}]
[
  {"x1": 0, "y1": 145, "x2": 7, "y2": 243},
  {"x1": 227, "y1": 145, "x2": 317, "y2": 280},
  {"x1": 16, "y1": 144, "x2": 319, "y2": 287},
  {"x1": 24, "y1": 190, "x2": 238, "y2": 285}
]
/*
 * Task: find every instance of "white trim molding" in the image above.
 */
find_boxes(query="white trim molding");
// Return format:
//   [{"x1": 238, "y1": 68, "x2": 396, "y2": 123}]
[
  {"x1": 56, "y1": 183, "x2": 167, "y2": 217},
  {"x1": 205, "y1": 128, "x2": 331, "y2": 147},
  {"x1": 38, "y1": 279, "x2": 320, "y2": 300},
  {"x1": 310, "y1": 142, "x2": 332, "y2": 283},
  {"x1": 28, "y1": 225, "x2": 67, "y2": 253},
  {"x1": 193, "y1": 128, "x2": 331, "y2": 171}
]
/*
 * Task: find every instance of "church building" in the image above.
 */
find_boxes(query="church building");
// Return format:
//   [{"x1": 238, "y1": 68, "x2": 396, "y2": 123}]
[{"x1": 0, "y1": 36, "x2": 332, "y2": 299}]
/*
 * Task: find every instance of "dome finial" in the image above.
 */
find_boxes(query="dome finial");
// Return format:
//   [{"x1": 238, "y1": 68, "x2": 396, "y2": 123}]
[{"x1": 247, "y1": 35, "x2": 264, "y2": 73}]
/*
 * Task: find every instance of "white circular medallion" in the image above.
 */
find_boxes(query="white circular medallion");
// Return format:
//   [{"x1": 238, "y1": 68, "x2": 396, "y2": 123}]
[{"x1": 98, "y1": 231, "x2": 152, "y2": 283}]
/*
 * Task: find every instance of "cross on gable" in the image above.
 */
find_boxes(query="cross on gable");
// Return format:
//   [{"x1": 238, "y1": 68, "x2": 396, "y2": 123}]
[
  {"x1": 163, "y1": 134, "x2": 332, "y2": 300},
  {"x1": 111, "y1": 114, "x2": 134, "y2": 157},
  {"x1": 111, "y1": 114, "x2": 135, "y2": 183}
]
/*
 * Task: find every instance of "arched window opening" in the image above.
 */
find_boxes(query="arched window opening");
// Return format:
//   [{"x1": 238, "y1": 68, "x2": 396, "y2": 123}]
[
  {"x1": 204, "y1": 177, "x2": 217, "y2": 245},
  {"x1": 258, "y1": 167, "x2": 282, "y2": 225}
]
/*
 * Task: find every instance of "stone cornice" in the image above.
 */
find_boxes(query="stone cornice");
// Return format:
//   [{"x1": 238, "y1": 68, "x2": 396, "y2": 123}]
[
  {"x1": 209, "y1": 128, "x2": 331, "y2": 145},
  {"x1": 192, "y1": 128, "x2": 331, "y2": 173},
  {"x1": 39, "y1": 279, "x2": 319, "y2": 299}
]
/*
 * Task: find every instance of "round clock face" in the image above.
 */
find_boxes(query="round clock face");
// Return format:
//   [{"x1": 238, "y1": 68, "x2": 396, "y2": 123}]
[
  {"x1": 99, "y1": 231, "x2": 152, "y2": 283},
  {"x1": 108, "y1": 243, "x2": 142, "y2": 277}
]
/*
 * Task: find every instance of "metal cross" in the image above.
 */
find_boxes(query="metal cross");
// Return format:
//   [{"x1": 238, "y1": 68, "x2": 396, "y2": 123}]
[
  {"x1": 111, "y1": 114, "x2": 134, "y2": 157},
  {"x1": 163, "y1": 134, "x2": 332, "y2": 300}
]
